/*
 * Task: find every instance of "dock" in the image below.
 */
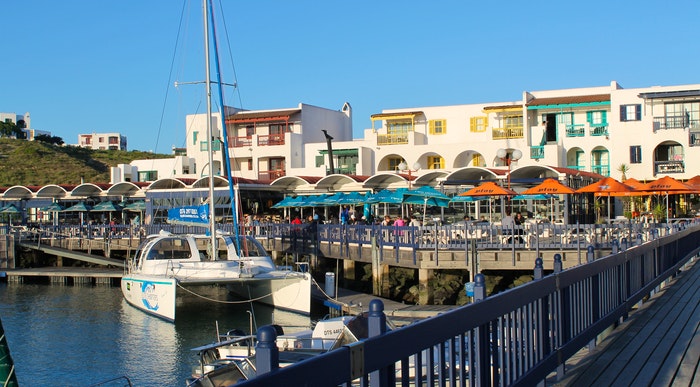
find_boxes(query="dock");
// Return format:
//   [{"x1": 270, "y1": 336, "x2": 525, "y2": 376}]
[
  {"x1": 312, "y1": 283, "x2": 456, "y2": 326},
  {"x1": 550, "y1": 258, "x2": 700, "y2": 386},
  {"x1": 2, "y1": 267, "x2": 122, "y2": 285}
]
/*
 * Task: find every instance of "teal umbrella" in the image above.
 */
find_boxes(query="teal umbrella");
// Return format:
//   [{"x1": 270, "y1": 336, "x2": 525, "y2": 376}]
[
  {"x1": 336, "y1": 191, "x2": 369, "y2": 205},
  {"x1": 450, "y1": 195, "x2": 488, "y2": 203},
  {"x1": 41, "y1": 202, "x2": 65, "y2": 211},
  {"x1": 91, "y1": 201, "x2": 123, "y2": 212},
  {"x1": 512, "y1": 194, "x2": 553, "y2": 201},
  {"x1": 123, "y1": 200, "x2": 146, "y2": 212},
  {"x1": 403, "y1": 186, "x2": 450, "y2": 201},
  {"x1": 366, "y1": 188, "x2": 408, "y2": 204},
  {"x1": 0, "y1": 204, "x2": 20, "y2": 214},
  {"x1": 62, "y1": 202, "x2": 92, "y2": 212}
]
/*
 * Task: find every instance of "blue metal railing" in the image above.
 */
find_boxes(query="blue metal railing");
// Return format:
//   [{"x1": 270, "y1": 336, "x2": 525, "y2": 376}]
[{"x1": 236, "y1": 222, "x2": 700, "y2": 386}]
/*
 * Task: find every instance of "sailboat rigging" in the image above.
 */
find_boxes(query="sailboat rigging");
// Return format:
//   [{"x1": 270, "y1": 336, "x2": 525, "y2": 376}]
[{"x1": 120, "y1": 0, "x2": 311, "y2": 322}]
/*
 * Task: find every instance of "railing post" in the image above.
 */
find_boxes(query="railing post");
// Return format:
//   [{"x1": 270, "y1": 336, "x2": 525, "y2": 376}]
[
  {"x1": 553, "y1": 254, "x2": 562, "y2": 273},
  {"x1": 637, "y1": 233, "x2": 643, "y2": 246},
  {"x1": 473, "y1": 273, "x2": 486, "y2": 301},
  {"x1": 621, "y1": 237, "x2": 628, "y2": 251},
  {"x1": 255, "y1": 325, "x2": 279, "y2": 376},
  {"x1": 368, "y1": 299, "x2": 393, "y2": 387},
  {"x1": 612, "y1": 239, "x2": 619, "y2": 254},
  {"x1": 587, "y1": 246, "x2": 595, "y2": 263},
  {"x1": 534, "y1": 257, "x2": 544, "y2": 280}
]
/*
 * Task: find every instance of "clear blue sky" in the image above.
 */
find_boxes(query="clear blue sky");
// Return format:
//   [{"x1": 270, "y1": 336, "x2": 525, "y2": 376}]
[{"x1": 3, "y1": 0, "x2": 699, "y2": 153}]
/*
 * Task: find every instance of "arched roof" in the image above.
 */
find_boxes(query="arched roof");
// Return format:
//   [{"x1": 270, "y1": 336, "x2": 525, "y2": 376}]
[
  {"x1": 148, "y1": 178, "x2": 190, "y2": 190},
  {"x1": 270, "y1": 176, "x2": 322, "y2": 190},
  {"x1": 414, "y1": 171, "x2": 449, "y2": 187},
  {"x1": 443, "y1": 167, "x2": 503, "y2": 186},
  {"x1": 315, "y1": 174, "x2": 368, "y2": 191},
  {"x1": 508, "y1": 165, "x2": 565, "y2": 182},
  {"x1": 106, "y1": 182, "x2": 146, "y2": 197},
  {"x1": 2, "y1": 185, "x2": 35, "y2": 199},
  {"x1": 363, "y1": 173, "x2": 408, "y2": 190},
  {"x1": 192, "y1": 176, "x2": 230, "y2": 188},
  {"x1": 36, "y1": 184, "x2": 74, "y2": 198},
  {"x1": 71, "y1": 183, "x2": 111, "y2": 197}
]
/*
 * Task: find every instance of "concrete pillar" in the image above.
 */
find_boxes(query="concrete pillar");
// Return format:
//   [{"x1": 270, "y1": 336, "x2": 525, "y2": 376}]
[
  {"x1": 380, "y1": 265, "x2": 391, "y2": 298},
  {"x1": 418, "y1": 268, "x2": 434, "y2": 305},
  {"x1": 343, "y1": 260, "x2": 356, "y2": 281}
]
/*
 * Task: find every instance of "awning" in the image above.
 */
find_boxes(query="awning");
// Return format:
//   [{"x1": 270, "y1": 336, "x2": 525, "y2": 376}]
[
  {"x1": 370, "y1": 111, "x2": 423, "y2": 122},
  {"x1": 318, "y1": 149, "x2": 358, "y2": 156},
  {"x1": 526, "y1": 94, "x2": 611, "y2": 110},
  {"x1": 638, "y1": 90, "x2": 700, "y2": 100}
]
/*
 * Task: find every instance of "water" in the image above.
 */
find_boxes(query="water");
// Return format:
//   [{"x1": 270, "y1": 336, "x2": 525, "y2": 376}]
[{"x1": 0, "y1": 283, "x2": 312, "y2": 386}]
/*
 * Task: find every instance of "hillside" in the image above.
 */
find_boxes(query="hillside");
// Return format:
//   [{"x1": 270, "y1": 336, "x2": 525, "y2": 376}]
[{"x1": 0, "y1": 138, "x2": 171, "y2": 187}]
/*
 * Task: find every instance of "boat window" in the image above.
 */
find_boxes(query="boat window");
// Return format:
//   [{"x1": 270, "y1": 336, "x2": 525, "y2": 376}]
[
  {"x1": 236, "y1": 237, "x2": 268, "y2": 257},
  {"x1": 148, "y1": 238, "x2": 193, "y2": 260}
]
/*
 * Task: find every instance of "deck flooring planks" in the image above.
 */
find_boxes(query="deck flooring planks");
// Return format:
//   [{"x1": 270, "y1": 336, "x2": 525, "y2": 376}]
[{"x1": 552, "y1": 258, "x2": 700, "y2": 386}]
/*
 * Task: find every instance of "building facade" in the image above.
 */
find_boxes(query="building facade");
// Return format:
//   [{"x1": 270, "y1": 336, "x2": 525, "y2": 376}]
[{"x1": 78, "y1": 132, "x2": 127, "y2": 150}]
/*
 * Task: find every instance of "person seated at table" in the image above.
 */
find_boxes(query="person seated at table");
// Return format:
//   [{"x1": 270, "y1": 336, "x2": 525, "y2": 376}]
[
  {"x1": 513, "y1": 212, "x2": 525, "y2": 234},
  {"x1": 501, "y1": 211, "x2": 515, "y2": 230}
]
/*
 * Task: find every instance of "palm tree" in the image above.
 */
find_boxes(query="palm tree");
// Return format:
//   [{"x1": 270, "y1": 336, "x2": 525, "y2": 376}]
[{"x1": 617, "y1": 163, "x2": 630, "y2": 181}]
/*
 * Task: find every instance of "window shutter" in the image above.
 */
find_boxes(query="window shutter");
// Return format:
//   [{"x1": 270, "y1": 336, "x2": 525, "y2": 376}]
[
  {"x1": 635, "y1": 105, "x2": 642, "y2": 121},
  {"x1": 601, "y1": 111, "x2": 607, "y2": 124},
  {"x1": 620, "y1": 105, "x2": 627, "y2": 122},
  {"x1": 315, "y1": 155, "x2": 324, "y2": 167}
]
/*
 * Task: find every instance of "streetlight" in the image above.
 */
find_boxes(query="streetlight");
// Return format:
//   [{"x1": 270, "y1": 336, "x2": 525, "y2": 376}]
[
  {"x1": 497, "y1": 148, "x2": 522, "y2": 189},
  {"x1": 398, "y1": 161, "x2": 421, "y2": 189}
]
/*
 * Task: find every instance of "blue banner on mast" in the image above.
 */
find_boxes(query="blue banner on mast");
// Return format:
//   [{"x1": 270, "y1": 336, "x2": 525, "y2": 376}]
[{"x1": 167, "y1": 204, "x2": 209, "y2": 226}]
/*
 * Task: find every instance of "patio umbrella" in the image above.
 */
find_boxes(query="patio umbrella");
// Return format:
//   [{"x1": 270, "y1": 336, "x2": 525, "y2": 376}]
[
  {"x1": 335, "y1": 191, "x2": 369, "y2": 205},
  {"x1": 403, "y1": 186, "x2": 450, "y2": 223},
  {"x1": 123, "y1": 200, "x2": 146, "y2": 212},
  {"x1": 0, "y1": 204, "x2": 20, "y2": 225},
  {"x1": 576, "y1": 177, "x2": 634, "y2": 222},
  {"x1": 91, "y1": 201, "x2": 123, "y2": 212},
  {"x1": 458, "y1": 181, "x2": 517, "y2": 197},
  {"x1": 637, "y1": 176, "x2": 696, "y2": 220},
  {"x1": 520, "y1": 178, "x2": 575, "y2": 195},
  {"x1": 366, "y1": 188, "x2": 408, "y2": 204},
  {"x1": 62, "y1": 202, "x2": 92, "y2": 212},
  {"x1": 41, "y1": 202, "x2": 64, "y2": 212}
]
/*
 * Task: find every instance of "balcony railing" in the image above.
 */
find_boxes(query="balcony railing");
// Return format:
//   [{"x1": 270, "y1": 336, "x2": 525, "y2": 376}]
[
  {"x1": 690, "y1": 131, "x2": 700, "y2": 147},
  {"x1": 231, "y1": 136, "x2": 253, "y2": 147},
  {"x1": 257, "y1": 134, "x2": 285, "y2": 146},
  {"x1": 591, "y1": 164, "x2": 610, "y2": 176},
  {"x1": 567, "y1": 164, "x2": 585, "y2": 171},
  {"x1": 655, "y1": 160, "x2": 685, "y2": 174},
  {"x1": 377, "y1": 133, "x2": 409, "y2": 145},
  {"x1": 565, "y1": 124, "x2": 585, "y2": 137},
  {"x1": 653, "y1": 115, "x2": 694, "y2": 131},
  {"x1": 257, "y1": 170, "x2": 286, "y2": 181},
  {"x1": 491, "y1": 126, "x2": 523, "y2": 139},
  {"x1": 530, "y1": 146, "x2": 544, "y2": 159},
  {"x1": 589, "y1": 124, "x2": 609, "y2": 136}
]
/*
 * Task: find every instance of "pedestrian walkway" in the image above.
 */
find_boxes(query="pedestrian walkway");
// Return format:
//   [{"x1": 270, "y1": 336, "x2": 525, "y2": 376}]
[{"x1": 551, "y1": 258, "x2": 700, "y2": 386}]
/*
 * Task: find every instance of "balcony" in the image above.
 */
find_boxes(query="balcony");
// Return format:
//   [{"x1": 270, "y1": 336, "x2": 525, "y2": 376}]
[
  {"x1": 654, "y1": 160, "x2": 685, "y2": 175},
  {"x1": 530, "y1": 146, "x2": 544, "y2": 160},
  {"x1": 258, "y1": 169, "x2": 286, "y2": 181},
  {"x1": 377, "y1": 133, "x2": 409, "y2": 145},
  {"x1": 653, "y1": 115, "x2": 692, "y2": 131},
  {"x1": 591, "y1": 164, "x2": 610, "y2": 176},
  {"x1": 566, "y1": 165, "x2": 585, "y2": 171},
  {"x1": 589, "y1": 124, "x2": 609, "y2": 136},
  {"x1": 491, "y1": 126, "x2": 523, "y2": 140},
  {"x1": 565, "y1": 124, "x2": 585, "y2": 137},
  {"x1": 257, "y1": 134, "x2": 285, "y2": 146},
  {"x1": 231, "y1": 136, "x2": 253, "y2": 147}
]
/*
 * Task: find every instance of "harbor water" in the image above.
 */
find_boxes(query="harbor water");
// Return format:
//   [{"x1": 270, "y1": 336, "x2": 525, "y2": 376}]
[{"x1": 0, "y1": 282, "x2": 312, "y2": 386}]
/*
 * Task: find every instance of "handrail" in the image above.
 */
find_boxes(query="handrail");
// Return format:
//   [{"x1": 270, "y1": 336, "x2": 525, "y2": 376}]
[{"x1": 235, "y1": 223, "x2": 700, "y2": 386}]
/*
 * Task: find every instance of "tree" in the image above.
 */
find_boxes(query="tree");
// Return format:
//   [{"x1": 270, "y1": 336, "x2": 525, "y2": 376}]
[
  {"x1": 617, "y1": 163, "x2": 630, "y2": 181},
  {"x1": 0, "y1": 121, "x2": 25, "y2": 139},
  {"x1": 35, "y1": 134, "x2": 65, "y2": 146}
]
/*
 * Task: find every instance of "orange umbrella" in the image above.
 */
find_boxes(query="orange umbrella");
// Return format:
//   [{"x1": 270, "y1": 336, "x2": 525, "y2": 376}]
[
  {"x1": 521, "y1": 178, "x2": 575, "y2": 195},
  {"x1": 622, "y1": 178, "x2": 645, "y2": 190},
  {"x1": 638, "y1": 176, "x2": 697, "y2": 220},
  {"x1": 576, "y1": 177, "x2": 635, "y2": 222},
  {"x1": 458, "y1": 181, "x2": 517, "y2": 197},
  {"x1": 685, "y1": 175, "x2": 700, "y2": 191}
]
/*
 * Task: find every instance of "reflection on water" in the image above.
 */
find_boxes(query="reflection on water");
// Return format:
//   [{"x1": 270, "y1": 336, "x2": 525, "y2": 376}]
[{"x1": 0, "y1": 283, "x2": 312, "y2": 386}]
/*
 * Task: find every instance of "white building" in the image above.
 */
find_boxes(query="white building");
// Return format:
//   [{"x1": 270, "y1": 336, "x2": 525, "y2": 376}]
[
  {"x1": 78, "y1": 132, "x2": 127, "y2": 150},
  {"x1": 0, "y1": 111, "x2": 51, "y2": 140}
]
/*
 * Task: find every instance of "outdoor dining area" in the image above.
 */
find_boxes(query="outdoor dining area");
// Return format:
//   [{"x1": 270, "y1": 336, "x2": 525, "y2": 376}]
[{"x1": 268, "y1": 174, "x2": 700, "y2": 251}]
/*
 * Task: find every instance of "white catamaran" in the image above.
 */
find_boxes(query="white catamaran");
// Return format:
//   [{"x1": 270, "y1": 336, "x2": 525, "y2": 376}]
[{"x1": 120, "y1": 0, "x2": 311, "y2": 322}]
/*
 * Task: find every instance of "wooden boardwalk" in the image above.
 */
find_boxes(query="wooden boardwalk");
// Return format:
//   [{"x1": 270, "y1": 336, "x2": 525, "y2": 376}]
[{"x1": 551, "y1": 258, "x2": 700, "y2": 386}]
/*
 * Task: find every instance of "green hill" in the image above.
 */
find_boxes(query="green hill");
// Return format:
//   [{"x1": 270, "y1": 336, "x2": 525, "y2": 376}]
[{"x1": 0, "y1": 138, "x2": 171, "y2": 187}]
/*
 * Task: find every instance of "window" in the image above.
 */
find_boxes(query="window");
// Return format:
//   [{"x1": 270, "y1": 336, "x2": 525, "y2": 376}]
[
  {"x1": 248, "y1": 158, "x2": 253, "y2": 171},
  {"x1": 630, "y1": 146, "x2": 642, "y2": 164},
  {"x1": 192, "y1": 131, "x2": 198, "y2": 145},
  {"x1": 620, "y1": 104, "x2": 641, "y2": 121},
  {"x1": 471, "y1": 154, "x2": 485, "y2": 167},
  {"x1": 200, "y1": 139, "x2": 221, "y2": 151},
  {"x1": 428, "y1": 156, "x2": 444, "y2": 169},
  {"x1": 664, "y1": 101, "x2": 699, "y2": 128},
  {"x1": 470, "y1": 116, "x2": 487, "y2": 132},
  {"x1": 504, "y1": 115, "x2": 523, "y2": 129},
  {"x1": 587, "y1": 111, "x2": 607, "y2": 125},
  {"x1": 429, "y1": 119, "x2": 446, "y2": 135},
  {"x1": 138, "y1": 170, "x2": 158, "y2": 181},
  {"x1": 387, "y1": 121, "x2": 412, "y2": 135},
  {"x1": 315, "y1": 155, "x2": 324, "y2": 167},
  {"x1": 388, "y1": 157, "x2": 403, "y2": 171},
  {"x1": 269, "y1": 123, "x2": 288, "y2": 134},
  {"x1": 246, "y1": 125, "x2": 255, "y2": 137}
]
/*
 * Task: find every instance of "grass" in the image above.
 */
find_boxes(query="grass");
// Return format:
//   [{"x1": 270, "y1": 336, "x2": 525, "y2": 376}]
[{"x1": 0, "y1": 138, "x2": 170, "y2": 187}]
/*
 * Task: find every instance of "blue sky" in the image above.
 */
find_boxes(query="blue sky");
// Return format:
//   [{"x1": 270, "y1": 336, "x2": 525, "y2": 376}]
[{"x1": 2, "y1": 0, "x2": 699, "y2": 153}]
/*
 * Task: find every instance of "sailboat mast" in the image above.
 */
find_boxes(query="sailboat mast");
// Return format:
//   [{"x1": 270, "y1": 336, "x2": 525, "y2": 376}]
[{"x1": 203, "y1": 0, "x2": 217, "y2": 255}]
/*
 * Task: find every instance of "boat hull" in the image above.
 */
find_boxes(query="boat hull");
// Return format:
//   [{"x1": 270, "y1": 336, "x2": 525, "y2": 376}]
[
  {"x1": 121, "y1": 275, "x2": 178, "y2": 322},
  {"x1": 226, "y1": 272, "x2": 312, "y2": 315}
]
